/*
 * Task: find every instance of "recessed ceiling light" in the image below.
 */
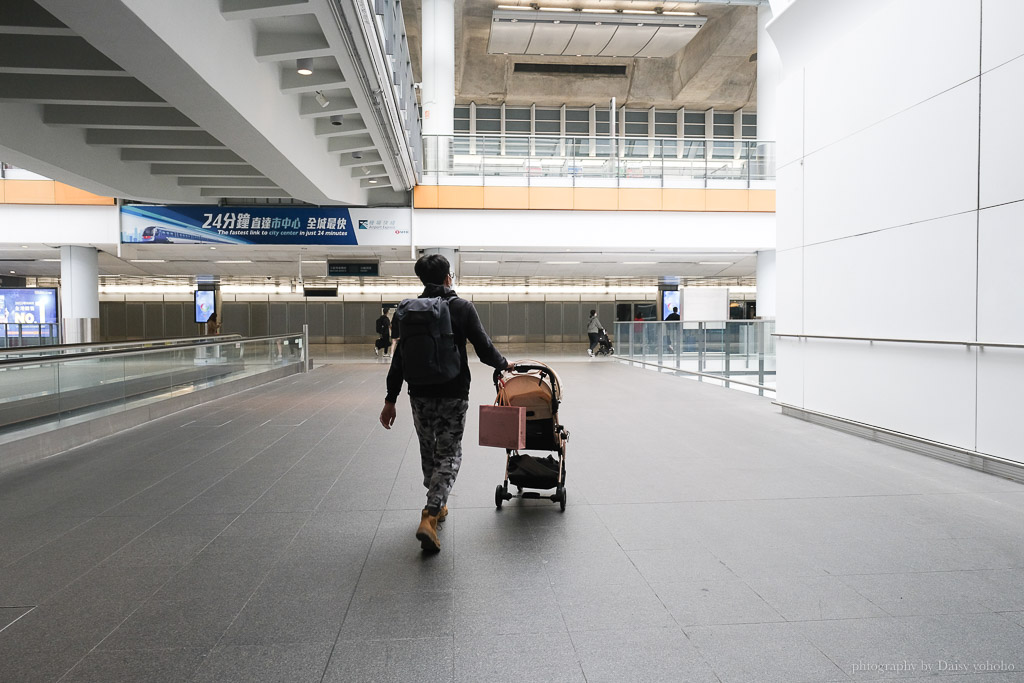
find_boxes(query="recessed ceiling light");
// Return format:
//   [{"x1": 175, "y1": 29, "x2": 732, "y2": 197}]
[
  {"x1": 9, "y1": 271, "x2": 15, "y2": 274},
  {"x1": 296, "y1": 58, "x2": 313, "y2": 76},
  {"x1": 368, "y1": 179, "x2": 378, "y2": 184},
  {"x1": 209, "y1": 246, "x2": 217, "y2": 250},
  {"x1": 699, "y1": 261, "x2": 732, "y2": 265},
  {"x1": 215, "y1": 260, "x2": 252, "y2": 264},
  {"x1": 20, "y1": 245, "x2": 28, "y2": 248},
  {"x1": 545, "y1": 261, "x2": 579, "y2": 265},
  {"x1": 622, "y1": 261, "x2": 651, "y2": 265},
  {"x1": 129, "y1": 259, "x2": 167, "y2": 263}
]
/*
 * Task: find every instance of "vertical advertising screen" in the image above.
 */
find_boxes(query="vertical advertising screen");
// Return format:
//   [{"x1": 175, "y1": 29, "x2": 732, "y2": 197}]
[
  {"x1": 194, "y1": 290, "x2": 215, "y2": 324},
  {"x1": 661, "y1": 290, "x2": 680, "y2": 320},
  {"x1": 0, "y1": 288, "x2": 58, "y2": 336}
]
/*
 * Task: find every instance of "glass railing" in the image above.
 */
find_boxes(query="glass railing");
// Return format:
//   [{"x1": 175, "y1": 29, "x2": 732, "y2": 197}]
[
  {"x1": 1, "y1": 323, "x2": 61, "y2": 348},
  {"x1": 613, "y1": 319, "x2": 776, "y2": 396},
  {"x1": 0, "y1": 334, "x2": 239, "y2": 360},
  {"x1": 0, "y1": 334, "x2": 306, "y2": 438},
  {"x1": 421, "y1": 135, "x2": 775, "y2": 187}
]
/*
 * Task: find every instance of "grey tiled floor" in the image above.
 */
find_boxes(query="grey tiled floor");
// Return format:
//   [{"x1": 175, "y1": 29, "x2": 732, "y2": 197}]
[{"x1": 1, "y1": 346, "x2": 1023, "y2": 682}]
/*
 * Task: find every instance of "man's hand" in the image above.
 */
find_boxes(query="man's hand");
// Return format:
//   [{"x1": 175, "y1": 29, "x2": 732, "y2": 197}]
[
  {"x1": 379, "y1": 402, "x2": 397, "y2": 429},
  {"x1": 506, "y1": 361, "x2": 515, "y2": 371}
]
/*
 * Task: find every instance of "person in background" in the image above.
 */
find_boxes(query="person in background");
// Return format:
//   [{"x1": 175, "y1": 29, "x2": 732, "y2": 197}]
[
  {"x1": 206, "y1": 312, "x2": 221, "y2": 335},
  {"x1": 374, "y1": 307, "x2": 391, "y2": 357},
  {"x1": 664, "y1": 306, "x2": 679, "y2": 352},
  {"x1": 586, "y1": 309, "x2": 603, "y2": 357},
  {"x1": 665, "y1": 306, "x2": 680, "y2": 321}
]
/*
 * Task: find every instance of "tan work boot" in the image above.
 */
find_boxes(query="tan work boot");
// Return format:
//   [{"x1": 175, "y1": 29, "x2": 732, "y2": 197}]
[
  {"x1": 437, "y1": 505, "x2": 448, "y2": 523},
  {"x1": 415, "y1": 508, "x2": 440, "y2": 551}
]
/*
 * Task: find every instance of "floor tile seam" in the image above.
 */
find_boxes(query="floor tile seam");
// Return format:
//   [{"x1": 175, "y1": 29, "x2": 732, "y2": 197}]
[
  {"x1": 0, "y1": 517, "x2": 99, "y2": 570},
  {"x1": 317, "y1": 504, "x2": 389, "y2": 683}
]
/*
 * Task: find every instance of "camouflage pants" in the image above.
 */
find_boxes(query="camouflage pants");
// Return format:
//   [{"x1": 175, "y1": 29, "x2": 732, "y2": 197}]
[{"x1": 409, "y1": 396, "x2": 469, "y2": 511}]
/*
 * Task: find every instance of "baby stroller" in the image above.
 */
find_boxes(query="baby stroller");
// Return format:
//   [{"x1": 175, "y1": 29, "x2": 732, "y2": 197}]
[
  {"x1": 596, "y1": 328, "x2": 615, "y2": 356},
  {"x1": 492, "y1": 361, "x2": 569, "y2": 511}
]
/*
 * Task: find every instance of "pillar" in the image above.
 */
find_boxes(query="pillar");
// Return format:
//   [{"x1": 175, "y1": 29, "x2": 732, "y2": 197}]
[
  {"x1": 756, "y1": 249, "x2": 776, "y2": 318},
  {"x1": 421, "y1": 0, "x2": 454, "y2": 171},
  {"x1": 60, "y1": 245, "x2": 99, "y2": 344},
  {"x1": 756, "y1": 4, "x2": 782, "y2": 176}
]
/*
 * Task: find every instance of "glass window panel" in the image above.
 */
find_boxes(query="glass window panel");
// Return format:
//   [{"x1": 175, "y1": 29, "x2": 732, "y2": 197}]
[
  {"x1": 660, "y1": 141, "x2": 678, "y2": 156},
  {"x1": 454, "y1": 119, "x2": 470, "y2": 131},
  {"x1": 713, "y1": 125, "x2": 734, "y2": 137},
  {"x1": 535, "y1": 120, "x2": 560, "y2": 133},
  {"x1": 476, "y1": 108, "x2": 501, "y2": 119},
  {"x1": 742, "y1": 113, "x2": 757, "y2": 125},
  {"x1": 595, "y1": 122, "x2": 609, "y2": 134},
  {"x1": 505, "y1": 120, "x2": 530, "y2": 132},
  {"x1": 476, "y1": 119, "x2": 500, "y2": 131},
  {"x1": 713, "y1": 112, "x2": 734, "y2": 124},
  {"x1": 454, "y1": 107, "x2": 470, "y2": 117},
  {"x1": 654, "y1": 124, "x2": 676, "y2": 136},
  {"x1": 625, "y1": 110, "x2": 648, "y2": 122},
  {"x1": 594, "y1": 110, "x2": 609, "y2": 122},
  {"x1": 684, "y1": 124, "x2": 706, "y2": 136},
  {"x1": 535, "y1": 109, "x2": 560, "y2": 120},
  {"x1": 624, "y1": 123, "x2": 648, "y2": 135},
  {"x1": 505, "y1": 108, "x2": 530, "y2": 119},
  {"x1": 654, "y1": 111, "x2": 677, "y2": 123},
  {"x1": 684, "y1": 112, "x2": 706, "y2": 123},
  {"x1": 565, "y1": 121, "x2": 589, "y2": 133},
  {"x1": 565, "y1": 109, "x2": 589, "y2": 121},
  {"x1": 742, "y1": 125, "x2": 757, "y2": 138}
]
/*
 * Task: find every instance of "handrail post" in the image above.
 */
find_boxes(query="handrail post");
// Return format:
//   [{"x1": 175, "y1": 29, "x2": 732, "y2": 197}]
[
  {"x1": 302, "y1": 324, "x2": 310, "y2": 372},
  {"x1": 758, "y1": 321, "x2": 766, "y2": 397}
]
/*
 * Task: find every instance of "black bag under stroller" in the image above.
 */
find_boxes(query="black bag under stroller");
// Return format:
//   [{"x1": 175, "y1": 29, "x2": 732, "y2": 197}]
[
  {"x1": 596, "y1": 328, "x2": 614, "y2": 355},
  {"x1": 492, "y1": 361, "x2": 569, "y2": 511}
]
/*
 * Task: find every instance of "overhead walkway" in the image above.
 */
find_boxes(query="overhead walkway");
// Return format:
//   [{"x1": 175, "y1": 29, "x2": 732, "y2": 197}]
[{"x1": 0, "y1": 349, "x2": 1022, "y2": 682}]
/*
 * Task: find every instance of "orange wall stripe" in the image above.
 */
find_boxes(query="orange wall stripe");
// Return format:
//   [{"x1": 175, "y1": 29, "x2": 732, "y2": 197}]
[
  {"x1": 483, "y1": 186, "x2": 529, "y2": 209},
  {"x1": 53, "y1": 182, "x2": 115, "y2": 206},
  {"x1": 529, "y1": 187, "x2": 573, "y2": 210},
  {"x1": 748, "y1": 189, "x2": 777, "y2": 212},
  {"x1": 437, "y1": 185, "x2": 484, "y2": 209},
  {"x1": 572, "y1": 188, "x2": 617, "y2": 211},
  {"x1": 4, "y1": 179, "x2": 55, "y2": 204},
  {"x1": 618, "y1": 188, "x2": 662, "y2": 211},
  {"x1": 704, "y1": 189, "x2": 749, "y2": 212},
  {"x1": 413, "y1": 185, "x2": 438, "y2": 208}
]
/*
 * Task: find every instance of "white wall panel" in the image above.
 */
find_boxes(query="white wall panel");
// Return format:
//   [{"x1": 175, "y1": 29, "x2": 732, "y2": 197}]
[
  {"x1": 978, "y1": 201, "x2": 1024, "y2": 343},
  {"x1": 802, "y1": 212, "x2": 977, "y2": 341},
  {"x1": 775, "y1": 246, "x2": 803, "y2": 333},
  {"x1": 413, "y1": 210, "x2": 776, "y2": 250},
  {"x1": 803, "y1": 80, "x2": 979, "y2": 245},
  {"x1": 803, "y1": 0, "x2": 980, "y2": 153},
  {"x1": 982, "y1": 0, "x2": 1024, "y2": 72},
  {"x1": 0, "y1": 205, "x2": 119, "y2": 245},
  {"x1": 801, "y1": 341, "x2": 977, "y2": 452},
  {"x1": 979, "y1": 56, "x2": 1024, "y2": 208},
  {"x1": 775, "y1": 161, "x2": 803, "y2": 251},
  {"x1": 775, "y1": 72, "x2": 805, "y2": 168},
  {"x1": 976, "y1": 347, "x2": 1024, "y2": 464},
  {"x1": 776, "y1": 338, "x2": 805, "y2": 407}
]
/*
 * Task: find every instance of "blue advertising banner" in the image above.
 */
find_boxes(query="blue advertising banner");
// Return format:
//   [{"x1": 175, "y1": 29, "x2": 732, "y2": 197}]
[
  {"x1": 120, "y1": 205, "x2": 410, "y2": 246},
  {"x1": 0, "y1": 288, "x2": 58, "y2": 335}
]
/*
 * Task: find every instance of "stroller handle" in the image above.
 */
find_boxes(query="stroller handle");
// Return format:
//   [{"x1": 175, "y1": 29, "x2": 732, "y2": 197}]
[{"x1": 492, "y1": 363, "x2": 550, "y2": 386}]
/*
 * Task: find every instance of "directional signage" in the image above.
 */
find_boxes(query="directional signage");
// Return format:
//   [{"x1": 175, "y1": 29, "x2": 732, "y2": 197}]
[{"x1": 327, "y1": 261, "x2": 380, "y2": 277}]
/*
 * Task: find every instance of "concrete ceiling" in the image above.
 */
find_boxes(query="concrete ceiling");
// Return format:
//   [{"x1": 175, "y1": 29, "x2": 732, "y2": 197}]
[
  {"x1": 404, "y1": 0, "x2": 759, "y2": 109},
  {"x1": 0, "y1": 0, "x2": 416, "y2": 205}
]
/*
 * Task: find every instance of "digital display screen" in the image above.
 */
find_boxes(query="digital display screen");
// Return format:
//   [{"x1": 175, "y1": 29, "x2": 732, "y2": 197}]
[
  {"x1": 661, "y1": 290, "x2": 680, "y2": 320},
  {"x1": 0, "y1": 288, "x2": 58, "y2": 331},
  {"x1": 194, "y1": 290, "x2": 215, "y2": 323}
]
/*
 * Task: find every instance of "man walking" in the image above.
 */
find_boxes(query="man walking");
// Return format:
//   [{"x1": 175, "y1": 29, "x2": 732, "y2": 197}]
[
  {"x1": 379, "y1": 254, "x2": 511, "y2": 552},
  {"x1": 586, "y1": 309, "x2": 603, "y2": 357}
]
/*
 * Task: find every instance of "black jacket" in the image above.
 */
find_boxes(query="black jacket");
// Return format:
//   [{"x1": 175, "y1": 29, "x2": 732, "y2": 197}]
[{"x1": 385, "y1": 284, "x2": 507, "y2": 403}]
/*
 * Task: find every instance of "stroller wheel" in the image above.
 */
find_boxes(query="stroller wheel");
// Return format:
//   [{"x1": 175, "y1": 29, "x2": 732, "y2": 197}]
[
  {"x1": 494, "y1": 485, "x2": 504, "y2": 509},
  {"x1": 558, "y1": 487, "x2": 567, "y2": 512}
]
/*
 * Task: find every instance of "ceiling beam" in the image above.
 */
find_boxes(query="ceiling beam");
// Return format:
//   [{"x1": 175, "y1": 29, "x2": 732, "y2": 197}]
[
  {"x1": 327, "y1": 135, "x2": 377, "y2": 154},
  {"x1": 0, "y1": 73, "x2": 165, "y2": 105},
  {"x1": 121, "y1": 148, "x2": 245, "y2": 163},
  {"x1": 86, "y1": 129, "x2": 226, "y2": 148},
  {"x1": 150, "y1": 163, "x2": 264, "y2": 176},
  {"x1": 298, "y1": 92, "x2": 359, "y2": 117},
  {"x1": 337, "y1": 150, "x2": 382, "y2": 167},
  {"x1": 43, "y1": 105, "x2": 199, "y2": 129},
  {"x1": 219, "y1": 0, "x2": 311, "y2": 22},
  {"x1": 200, "y1": 187, "x2": 291, "y2": 197},
  {"x1": 313, "y1": 114, "x2": 366, "y2": 137},
  {"x1": 254, "y1": 32, "x2": 331, "y2": 62},
  {"x1": 178, "y1": 176, "x2": 278, "y2": 187},
  {"x1": 0, "y1": 34, "x2": 124, "y2": 76},
  {"x1": 279, "y1": 67, "x2": 346, "y2": 93}
]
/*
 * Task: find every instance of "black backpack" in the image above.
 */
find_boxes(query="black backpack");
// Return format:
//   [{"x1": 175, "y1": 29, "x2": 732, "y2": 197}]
[
  {"x1": 375, "y1": 316, "x2": 388, "y2": 335},
  {"x1": 396, "y1": 297, "x2": 461, "y2": 384}
]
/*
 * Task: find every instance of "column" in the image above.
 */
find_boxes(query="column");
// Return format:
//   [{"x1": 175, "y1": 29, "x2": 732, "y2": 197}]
[
  {"x1": 60, "y1": 245, "x2": 99, "y2": 344},
  {"x1": 755, "y1": 249, "x2": 776, "y2": 318},
  {"x1": 421, "y1": 0, "x2": 454, "y2": 172},
  {"x1": 422, "y1": 247, "x2": 458, "y2": 281},
  {"x1": 756, "y1": 5, "x2": 782, "y2": 178}
]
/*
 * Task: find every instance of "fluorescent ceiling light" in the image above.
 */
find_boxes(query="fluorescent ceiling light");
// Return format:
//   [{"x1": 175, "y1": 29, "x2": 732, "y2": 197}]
[
  {"x1": 496, "y1": 4, "x2": 531, "y2": 8},
  {"x1": 538, "y1": 6, "x2": 572, "y2": 11},
  {"x1": 545, "y1": 260, "x2": 580, "y2": 265},
  {"x1": 301, "y1": 260, "x2": 327, "y2": 264},
  {"x1": 215, "y1": 260, "x2": 252, "y2": 264},
  {"x1": 622, "y1": 261, "x2": 652, "y2": 265},
  {"x1": 41, "y1": 258, "x2": 61, "y2": 262},
  {"x1": 463, "y1": 260, "x2": 498, "y2": 264},
  {"x1": 130, "y1": 259, "x2": 166, "y2": 263},
  {"x1": 699, "y1": 261, "x2": 732, "y2": 265},
  {"x1": 383, "y1": 260, "x2": 416, "y2": 264},
  {"x1": 663, "y1": 11, "x2": 698, "y2": 16},
  {"x1": 622, "y1": 9, "x2": 657, "y2": 14},
  {"x1": 579, "y1": 8, "x2": 616, "y2": 13}
]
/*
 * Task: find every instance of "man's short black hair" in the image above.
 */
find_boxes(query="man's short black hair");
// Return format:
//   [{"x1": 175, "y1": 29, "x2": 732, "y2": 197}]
[
  {"x1": 415, "y1": 254, "x2": 451, "y2": 285},
  {"x1": 589, "y1": 309, "x2": 596, "y2": 316}
]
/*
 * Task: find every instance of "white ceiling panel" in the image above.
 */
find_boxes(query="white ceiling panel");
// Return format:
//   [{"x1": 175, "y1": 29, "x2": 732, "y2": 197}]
[
  {"x1": 525, "y1": 23, "x2": 576, "y2": 56},
  {"x1": 562, "y1": 24, "x2": 616, "y2": 57},
  {"x1": 598, "y1": 25, "x2": 659, "y2": 58},
  {"x1": 487, "y1": 21, "x2": 536, "y2": 55},
  {"x1": 635, "y1": 26, "x2": 701, "y2": 58}
]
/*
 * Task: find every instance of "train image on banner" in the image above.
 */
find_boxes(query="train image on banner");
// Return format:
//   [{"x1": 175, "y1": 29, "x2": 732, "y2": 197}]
[{"x1": 139, "y1": 225, "x2": 246, "y2": 245}]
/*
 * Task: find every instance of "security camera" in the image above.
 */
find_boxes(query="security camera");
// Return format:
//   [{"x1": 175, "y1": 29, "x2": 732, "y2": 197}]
[
  {"x1": 314, "y1": 90, "x2": 329, "y2": 108},
  {"x1": 330, "y1": 114, "x2": 344, "y2": 126},
  {"x1": 352, "y1": 151, "x2": 363, "y2": 159}
]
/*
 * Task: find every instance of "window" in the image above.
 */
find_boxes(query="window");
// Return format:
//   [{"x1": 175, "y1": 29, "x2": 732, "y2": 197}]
[
  {"x1": 565, "y1": 109, "x2": 589, "y2": 122},
  {"x1": 654, "y1": 111, "x2": 677, "y2": 124},
  {"x1": 535, "y1": 120, "x2": 560, "y2": 133},
  {"x1": 625, "y1": 110, "x2": 648, "y2": 123},
  {"x1": 624, "y1": 123, "x2": 648, "y2": 136},
  {"x1": 505, "y1": 108, "x2": 530, "y2": 120},
  {"x1": 476, "y1": 107, "x2": 500, "y2": 120},
  {"x1": 535, "y1": 109, "x2": 560, "y2": 121}
]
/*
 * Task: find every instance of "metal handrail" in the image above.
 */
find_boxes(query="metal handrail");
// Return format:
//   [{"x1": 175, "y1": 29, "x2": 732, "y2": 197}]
[
  {"x1": 0, "y1": 333, "x2": 300, "y2": 370},
  {"x1": 621, "y1": 356, "x2": 776, "y2": 393},
  {"x1": 773, "y1": 333, "x2": 1024, "y2": 350},
  {"x1": 0, "y1": 334, "x2": 242, "y2": 357}
]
